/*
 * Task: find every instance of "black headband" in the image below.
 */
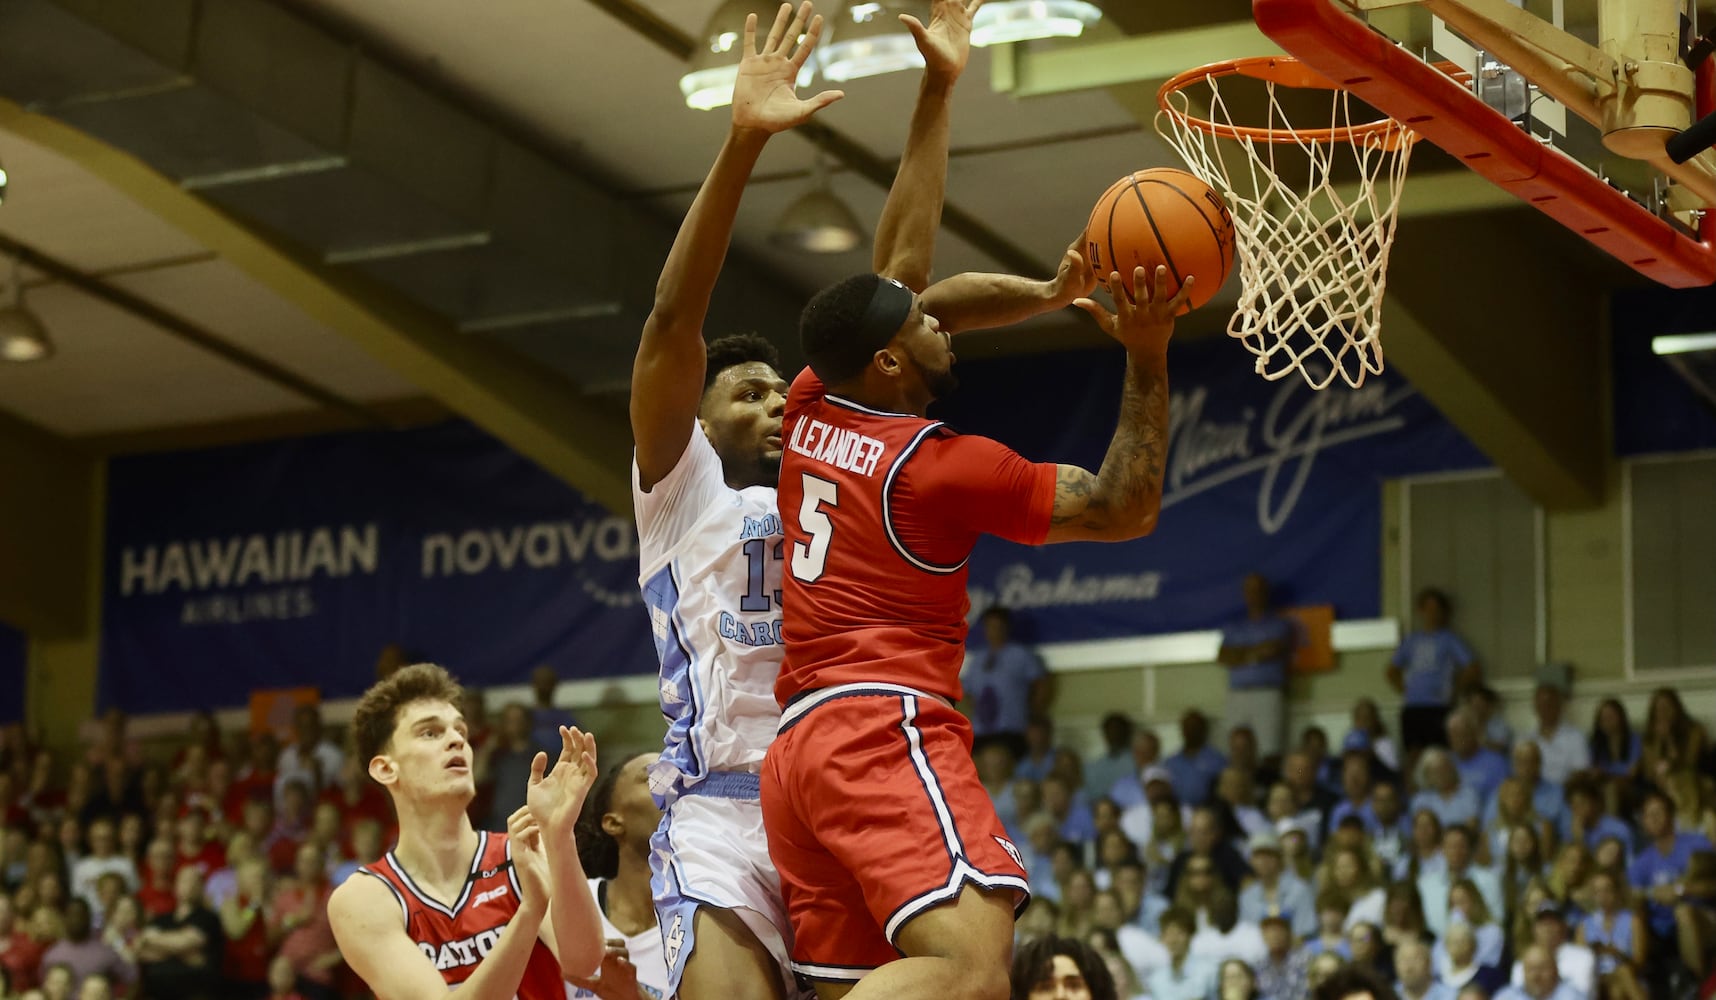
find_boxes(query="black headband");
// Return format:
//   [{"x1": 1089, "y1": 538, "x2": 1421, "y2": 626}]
[
  {"x1": 855, "y1": 276, "x2": 915, "y2": 354},
  {"x1": 802, "y1": 273, "x2": 918, "y2": 384}
]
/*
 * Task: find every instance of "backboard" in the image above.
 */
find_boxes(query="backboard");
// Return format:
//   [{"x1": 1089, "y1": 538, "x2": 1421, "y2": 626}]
[{"x1": 1251, "y1": 0, "x2": 1716, "y2": 286}]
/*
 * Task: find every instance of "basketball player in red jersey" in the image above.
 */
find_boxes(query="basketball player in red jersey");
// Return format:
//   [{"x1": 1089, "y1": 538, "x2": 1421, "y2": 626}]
[
  {"x1": 758, "y1": 19, "x2": 1191, "y2": 986},
  {"x1": 328, "y1": 663, "x2": 606, "y2": 999}
]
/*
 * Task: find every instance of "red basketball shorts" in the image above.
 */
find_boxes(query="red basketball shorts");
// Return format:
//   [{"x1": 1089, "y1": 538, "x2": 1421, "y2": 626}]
[{"x1": 760, "y1": 682, "x2": 1030, "y2": 984}]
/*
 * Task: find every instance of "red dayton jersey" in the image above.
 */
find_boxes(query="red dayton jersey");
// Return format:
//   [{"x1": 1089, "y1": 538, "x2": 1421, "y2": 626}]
[
  {"x1": 356, "y1": 830, "x2": 563, "y2": 1000},
  {"x1": 776, "y1": 368, "x2": 1056, "y2": 705}
]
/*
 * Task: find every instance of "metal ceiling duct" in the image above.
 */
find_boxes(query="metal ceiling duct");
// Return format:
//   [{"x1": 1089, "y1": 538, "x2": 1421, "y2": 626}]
[{"x1": 0, "y1": 0, "x2": 806, "y2": 393}]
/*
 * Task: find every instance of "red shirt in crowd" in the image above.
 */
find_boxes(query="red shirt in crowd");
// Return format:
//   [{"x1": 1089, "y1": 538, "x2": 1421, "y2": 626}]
[
  {"x1": 222, "y1": 894, "x2": 272, "y2": 986},
  {"x1": 0, "y1": 930, "x2": 43, "y2": 990}
]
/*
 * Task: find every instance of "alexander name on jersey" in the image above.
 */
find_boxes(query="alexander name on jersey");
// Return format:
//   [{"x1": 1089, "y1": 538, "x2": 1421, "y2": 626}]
[{"x1": 787, "y1": 417, "x2": 886, "y2": 477}]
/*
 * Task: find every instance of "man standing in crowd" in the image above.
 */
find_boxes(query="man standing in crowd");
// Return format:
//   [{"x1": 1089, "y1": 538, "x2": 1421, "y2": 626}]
[
  {"x1": 275, "y1": 705, "x2": 342, "y2": 802},
  {"x1": 1387, "y1": 588, "x2": 1477, "y2": 757},
  {"x1": 1163, "y1": 711, "x2": 1226, "y2": 808},
  {"x1": 962, "y1": 606, "x2": 1052, "y2": 762},
  {"x1": 1217, "y1": 574, "x2": 1295, "y2": 756}
]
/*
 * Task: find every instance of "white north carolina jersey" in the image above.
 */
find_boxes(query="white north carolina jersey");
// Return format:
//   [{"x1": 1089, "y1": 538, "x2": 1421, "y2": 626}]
[
  {"x1": 566, "y1": 877, "x2": 669, "y2": 1000},
  {"x1": 633, "y1": 429, "x2": 784, "y2": 801}
]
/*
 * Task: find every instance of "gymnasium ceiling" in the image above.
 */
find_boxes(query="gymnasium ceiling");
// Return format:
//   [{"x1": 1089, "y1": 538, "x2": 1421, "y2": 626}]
[{"x1": 0, "y1": 0, "x2": 1709, "y2": 512}]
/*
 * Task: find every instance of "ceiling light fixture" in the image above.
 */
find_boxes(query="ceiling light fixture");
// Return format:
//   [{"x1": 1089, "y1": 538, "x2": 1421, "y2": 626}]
[
  {"x1": 0, "y1": 257, "x2": 51, "y2": 363},
  {"x1": 771, "y1": 161, "x2": 865, "y2": 253},
  {"x1": 821, "y1": 1, "x2": 929, "y2": 82},
  {"x1": 1652, "y1": 332, "x2": 1716, "y2": 355},
  {"x1": 0, "y1": 158, "x2": 8, "y2": 206},
  {"x1": 971, "y1": 1, "x2": 1102, "y2": 46},
  {"x1": 680, "y1": 0, "x2": 819, "y2": 110}
]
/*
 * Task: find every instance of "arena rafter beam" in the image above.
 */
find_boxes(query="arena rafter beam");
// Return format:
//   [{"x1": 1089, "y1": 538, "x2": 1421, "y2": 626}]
[
  {"x1": 989, "y1": 20, "x2": 1284, "y2": 99},
  {"x1": 0, "y1": 100, "x2": 639, "y2": 513}
]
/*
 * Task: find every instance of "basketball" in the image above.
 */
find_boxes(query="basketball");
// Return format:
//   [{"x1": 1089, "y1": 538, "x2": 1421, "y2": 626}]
[{"x1": 1084, "y1": 167, "x2": 1235, "y2": 312}]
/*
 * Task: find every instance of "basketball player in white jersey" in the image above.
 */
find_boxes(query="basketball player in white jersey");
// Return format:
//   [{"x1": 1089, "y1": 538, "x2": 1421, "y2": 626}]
[
  {"x1": 568, "y1": 752, "x2": 671, "y2": 1000},
  {"x1": 629, "y1": 6, "x2": 840, "y2": 996}
]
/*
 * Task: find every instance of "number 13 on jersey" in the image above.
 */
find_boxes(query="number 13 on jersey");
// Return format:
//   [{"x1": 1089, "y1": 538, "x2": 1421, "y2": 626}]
[{"x1": 791, "y1": 473, "x2": 838, "y2": 583}]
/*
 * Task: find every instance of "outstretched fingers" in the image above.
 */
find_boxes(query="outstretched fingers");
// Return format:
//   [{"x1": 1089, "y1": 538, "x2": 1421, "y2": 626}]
[
  {"x1": 762, "y1": 2, "x2": 794, "y2": 54},
  {"x1": 742, "y1": 11, "x2": 760, "y2": 57},
  {"x1": 791, "y1": 11, "x2": 825, "y2": 69}
]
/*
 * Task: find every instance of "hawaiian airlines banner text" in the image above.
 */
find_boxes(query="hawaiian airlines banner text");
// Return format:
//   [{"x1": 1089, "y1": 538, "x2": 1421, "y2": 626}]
[{"x1": 101, "y1": 423, "x2": 655, "y2": 713}]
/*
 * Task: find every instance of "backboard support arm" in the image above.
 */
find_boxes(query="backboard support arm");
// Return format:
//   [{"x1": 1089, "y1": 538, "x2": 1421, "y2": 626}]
[{"x1": 1255, "y1": 0, "x2": 1716, "y2": 285}]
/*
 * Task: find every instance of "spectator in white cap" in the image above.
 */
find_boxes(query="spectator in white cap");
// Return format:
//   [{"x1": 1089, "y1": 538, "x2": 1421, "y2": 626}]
[{"x1": 1239, "y1": 831, "x2": 1316, "y2": 940}]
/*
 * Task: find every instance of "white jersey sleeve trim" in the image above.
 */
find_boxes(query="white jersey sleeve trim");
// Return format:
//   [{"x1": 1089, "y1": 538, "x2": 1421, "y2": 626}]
[{"x1": 633, "y1": 427, "x2": 731, "y2": 573}]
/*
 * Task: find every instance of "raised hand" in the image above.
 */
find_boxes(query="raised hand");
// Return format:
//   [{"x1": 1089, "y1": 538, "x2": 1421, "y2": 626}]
[
  {"x1": 1047, "y1": 235, "x2": 1099, "y2": 310},
  {"x1": 901, "y1": 0, "x2": 985, "y2": 84},
  {"x1": 507, "y1": 806, "x2": 552, "y2": 910},
  {"x1": 732, "y1": 2, "x2": 845, "y2": 134},
  {"x1": 1073, "y1": 267, "x2": 1192, "y2": 358},
  {"x1": 526, "y1": 725, "x2": 599, "y2": 840}
]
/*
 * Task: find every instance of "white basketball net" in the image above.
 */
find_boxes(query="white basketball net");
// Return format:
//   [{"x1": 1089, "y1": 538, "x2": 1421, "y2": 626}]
[{"x1": 1157, "y1": 68, "x2": 1418, "y2": 389}]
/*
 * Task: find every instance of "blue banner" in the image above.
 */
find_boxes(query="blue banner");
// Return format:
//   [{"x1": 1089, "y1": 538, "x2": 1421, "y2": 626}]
[
  {"x1": 0, "y1": 622, "x2": 23, "y2": 725},
  {"x1": 101, "y1": 422, "x2": 655, "y2": 714},
  {"x1": 102, "y1": 335, "x2": 1487, "y2": 714},
  {"x1": 1612, "y1": 283, "x2": 1716, "y2": 456},
  {"x1": 936, "y1": 335, "x2": 1486, "y2": 641}
]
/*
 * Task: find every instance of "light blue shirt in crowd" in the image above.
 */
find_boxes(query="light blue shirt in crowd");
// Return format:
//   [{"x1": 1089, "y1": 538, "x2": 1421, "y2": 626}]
[
  {"x1": 1146, "y1": 957, "x2": 1217, "y2": 1000},
  {"x1": 1163, "y1": 745, "x2": 1228, "y2": 806},
  {"x1": 1239, "y1": 874, "x2": 1318, "y2": 939},
  {"x1": 1629, "y1": 831, "x2": 1715, "y2": 934},
  {"x1": 1220, "y1": 615, "x2": 1295, "y2": 690},
  {"x1": 1453, "y1": 747, "x2": 1510, "y2": 804},
  {"x1": 961, "y1": 642, "x2": 1046, "y2": 737},
  {"x1": 1397, "y1": 981, "x2": 1458, "y2": 1000},
  {"x1": 1412, "y1": 785, "x2": 1482, "y2": 828},
  {"x1": 1494, "y1": 983, "x2": 1583, "y2": 1000},
  {"x1": 1391, "y1": 629, "x2": 1473, "y2": 707}
]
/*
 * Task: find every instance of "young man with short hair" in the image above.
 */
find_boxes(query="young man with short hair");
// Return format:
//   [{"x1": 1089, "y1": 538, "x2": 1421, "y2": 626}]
[{"x1": 327, "y1": 663, "x2": 603, "y2": 999}]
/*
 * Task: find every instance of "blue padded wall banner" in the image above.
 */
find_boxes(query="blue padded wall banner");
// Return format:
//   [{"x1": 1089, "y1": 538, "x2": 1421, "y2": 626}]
[{"x1": 101, "y1": 334, "x2": 1486, "y2": 714}]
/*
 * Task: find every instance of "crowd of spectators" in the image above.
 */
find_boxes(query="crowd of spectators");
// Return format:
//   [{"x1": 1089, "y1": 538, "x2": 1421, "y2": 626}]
[
  {"x1": 5, "y1": 586, "x2": 1714, "y2": 1000},
  {"x1": 987, "y1": 589, "x2": 1716, "y2": 1000},
  {"x1": 0, "y1": 699, "x2": 415, "y2": 1000}
]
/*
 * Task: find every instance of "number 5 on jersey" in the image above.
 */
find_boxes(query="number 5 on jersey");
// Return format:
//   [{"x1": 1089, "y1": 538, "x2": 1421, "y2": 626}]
[{"x1": 791, "y1": 473, "x2": 838, "y2": 583}]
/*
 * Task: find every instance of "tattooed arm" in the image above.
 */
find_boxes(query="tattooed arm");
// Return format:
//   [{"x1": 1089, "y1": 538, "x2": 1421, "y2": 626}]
[{"x1": 1043, "y1": 267, "x2": 1186, "y2": 545}]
